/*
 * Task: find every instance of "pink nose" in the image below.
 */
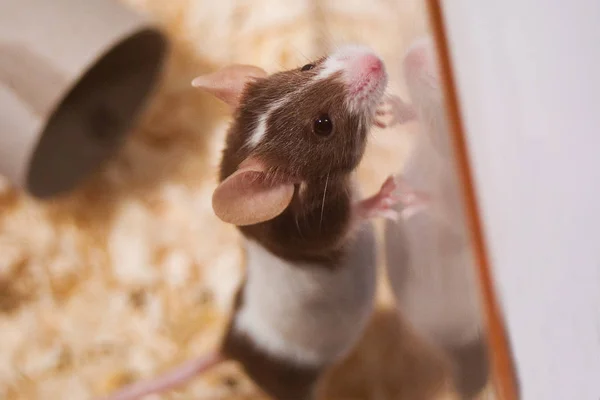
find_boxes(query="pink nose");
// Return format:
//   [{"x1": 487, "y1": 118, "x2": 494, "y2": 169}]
[
  {"x1": 360, "y1": 53, "x2": 384, "y2": 74},
  {"x1": 403, "y1": 39, "x2": 433, "y2": 77}
]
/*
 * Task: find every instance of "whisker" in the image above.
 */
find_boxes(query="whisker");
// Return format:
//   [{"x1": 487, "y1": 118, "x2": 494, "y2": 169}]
[
  {"x1": 295, "y1": 212, "x2": 305, "y2": 239},
  {"x1": 319, "y1": 172, "x2": 330, "y2": 232},
  {"x1": 290, "y1": 43, "x2": 312, "y2": 63}
]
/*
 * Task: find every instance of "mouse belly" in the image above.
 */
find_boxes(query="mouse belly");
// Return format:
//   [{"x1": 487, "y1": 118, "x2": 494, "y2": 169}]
[
  {"x1": 236, "y1": 223, "x2": 376, "y2": 363},
  {"x1": 222, "y1": 223, "x2": 377, "y2": 398}
]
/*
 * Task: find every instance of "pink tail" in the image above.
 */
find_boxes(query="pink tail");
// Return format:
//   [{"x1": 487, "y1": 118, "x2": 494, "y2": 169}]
[{"x1": 98, "y1": 352, "x2": 224, "y2": 400}]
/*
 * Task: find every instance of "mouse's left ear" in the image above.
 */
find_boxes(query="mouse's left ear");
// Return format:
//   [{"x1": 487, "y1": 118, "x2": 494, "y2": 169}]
[
  {"x1": 192, "y1": 65, "x2": 268, "y2": 110},
  {"x1": 212, "y1": 158, "x2": 294, "y2": 226}
]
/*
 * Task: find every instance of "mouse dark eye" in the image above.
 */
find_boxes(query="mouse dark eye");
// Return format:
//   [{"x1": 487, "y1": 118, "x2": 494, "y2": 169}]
[
  {"x1": 313, "y1": 114, "x2": 333, "y2": 136},
  {"x1": 301, "y1": 63, "x2": 315, "y2": 71}
]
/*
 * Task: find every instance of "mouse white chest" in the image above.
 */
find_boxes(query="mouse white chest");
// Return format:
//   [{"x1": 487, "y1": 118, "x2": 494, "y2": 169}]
[{"x1": 232, "y1": 222, "x2": 377, "y2": 367}]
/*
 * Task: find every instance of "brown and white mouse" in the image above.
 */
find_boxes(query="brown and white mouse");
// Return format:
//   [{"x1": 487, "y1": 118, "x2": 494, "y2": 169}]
[
  {"x1": 99, "y1": 45, "x2": 420, "y2": 400},
  {"x1": 381, "y1": 37, "x2": 489, "y2": 398}
]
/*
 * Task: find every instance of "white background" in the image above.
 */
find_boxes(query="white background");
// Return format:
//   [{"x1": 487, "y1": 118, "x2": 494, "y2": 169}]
[{"x1": 440, "y1": 1, "x2": 600, "y2": 399}]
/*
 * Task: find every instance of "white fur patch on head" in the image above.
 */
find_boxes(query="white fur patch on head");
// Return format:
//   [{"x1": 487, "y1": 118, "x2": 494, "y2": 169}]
[
  {"x1": 245, "y1": 95, "x2": 297, "y2": 148},
  {"x1": 247, "y1": 114, "x2": 268, "y2": 148},
  {"x1": 315, "y1": 44, "x2": 376, "y2": 82},
  {"x1": 315, "y1": 57, "x2": 345, "y2": 81}
]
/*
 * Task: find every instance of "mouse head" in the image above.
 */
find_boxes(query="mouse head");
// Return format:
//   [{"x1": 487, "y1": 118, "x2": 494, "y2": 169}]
[
  {"x1": 403, "y1": 37, "x2": 452, "y2": 155},
  {"x1": 193, "y1": 45, "x2": 388, "y2": 225}
]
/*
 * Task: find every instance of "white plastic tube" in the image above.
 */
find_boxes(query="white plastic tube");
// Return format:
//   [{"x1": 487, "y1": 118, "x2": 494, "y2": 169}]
[{"x1": 0, "y1": 0, "x2": 168, "y2": 198}]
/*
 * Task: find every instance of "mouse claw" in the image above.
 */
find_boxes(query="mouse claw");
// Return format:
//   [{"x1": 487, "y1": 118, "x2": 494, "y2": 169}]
[
  {"x1": 374, "y1": 95, "x2": 418, "y2": 129},
  {"x1": 374, "y1": 119, "x2": 388, "y2": 129},
  {"x1": 355, "y1": 175, "x2": 431, "y2": 221},
  {"x1": 379, "y1": 208, "x2": 402, "y2": 222}
]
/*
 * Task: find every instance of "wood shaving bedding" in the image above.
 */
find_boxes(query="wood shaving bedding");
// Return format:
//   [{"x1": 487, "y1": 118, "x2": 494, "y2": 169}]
[{"x1": 0, "y1": 0, "x2": 495, "y2": 398}]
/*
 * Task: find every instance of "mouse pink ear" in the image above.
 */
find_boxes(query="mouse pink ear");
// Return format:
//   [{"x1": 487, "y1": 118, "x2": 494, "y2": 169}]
[
  {"x1": 212, "y1": 159, "x2": 295, "y2": 226},
  {"x1": 192, "y1": 65, "x2": 268, "y2": 110}
]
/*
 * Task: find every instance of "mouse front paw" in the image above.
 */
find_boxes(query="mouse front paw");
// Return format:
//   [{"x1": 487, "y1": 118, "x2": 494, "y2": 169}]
[
  {"x1": 374, "y1": 95, "x2": 417, "y2": 129},
  {"x1": 355, "y1": 175, "x2": 430, "y2": 221}
]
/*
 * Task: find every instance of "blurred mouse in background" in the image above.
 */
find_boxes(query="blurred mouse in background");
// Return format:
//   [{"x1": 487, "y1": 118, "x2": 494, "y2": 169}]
[{"x1": 381, "y1": 36, "x2": 489, "y2": 399}]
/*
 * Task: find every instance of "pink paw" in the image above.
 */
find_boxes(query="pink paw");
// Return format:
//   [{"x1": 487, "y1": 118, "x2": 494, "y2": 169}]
[
  {"x1": 355, "y1": 175, "x2": 430, "y2": 221},
  {"x1": 374, "y1": 95, "x2": 417, "y2": 129}
]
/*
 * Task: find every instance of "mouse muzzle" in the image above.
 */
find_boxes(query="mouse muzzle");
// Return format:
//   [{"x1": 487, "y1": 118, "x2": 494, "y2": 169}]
[{"x1": 316, "y1": 45, "x2": 388, "y2": 114}]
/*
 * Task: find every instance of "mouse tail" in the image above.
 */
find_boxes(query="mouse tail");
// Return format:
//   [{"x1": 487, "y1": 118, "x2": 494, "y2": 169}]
[{"x1": 97, "y1": 352, "x2": 225, "y2": 400}]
